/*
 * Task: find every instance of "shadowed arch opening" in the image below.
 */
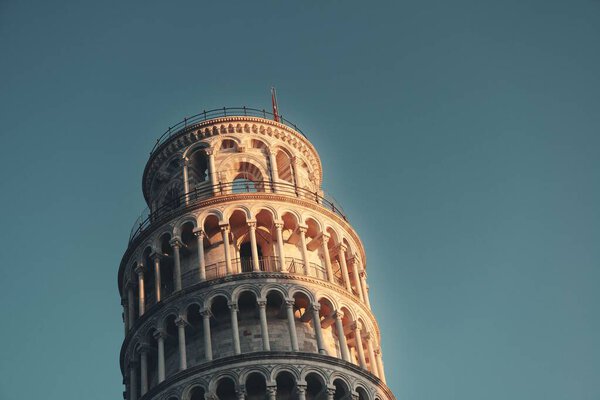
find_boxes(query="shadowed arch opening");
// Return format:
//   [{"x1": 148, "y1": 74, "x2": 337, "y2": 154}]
[
  {"x1": 275, "y1": 371, "x2": 295, "y2": 400},
  {"x1": 305, "y1": 372, "x2": 326, "y2": 400},
  {"x1": 246, "y1": 372, "x2": 267, "y2": 400},
  {"x1": 216, "y1": 376, "x2": 236, "y2": 400},
  {"x1": 333, "y1": 378, "x2": 350, "y2": 400},
  {"x1": 189, "y1": 386, "x2": 206, "y2": 400}
]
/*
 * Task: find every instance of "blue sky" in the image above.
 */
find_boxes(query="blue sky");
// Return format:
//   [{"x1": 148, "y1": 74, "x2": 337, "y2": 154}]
[{"x1": 0, "y1": 1, "x2": 599, "y2": 399}]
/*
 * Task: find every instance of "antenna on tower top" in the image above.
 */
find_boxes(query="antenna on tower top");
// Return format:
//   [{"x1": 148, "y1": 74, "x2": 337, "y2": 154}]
[{"x1": 271, "y1": 87, "x2": 280, "y2": 122}]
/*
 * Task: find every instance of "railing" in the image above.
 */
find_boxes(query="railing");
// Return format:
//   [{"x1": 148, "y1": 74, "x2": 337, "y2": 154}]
[
  {"x1": 180, "y1": 256, "x2": 335, "y2": 288},
  {"x1": 129, "y1": 180, "x2": 347, "y2": 243},
  {"x1": 150, "y1": 107, "x2": 306, "y2": 157}
]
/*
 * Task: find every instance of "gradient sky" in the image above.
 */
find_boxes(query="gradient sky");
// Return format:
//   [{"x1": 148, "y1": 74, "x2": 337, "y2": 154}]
[{"x1": 1, "y1": 1, "x2": 599, "y2": 399}]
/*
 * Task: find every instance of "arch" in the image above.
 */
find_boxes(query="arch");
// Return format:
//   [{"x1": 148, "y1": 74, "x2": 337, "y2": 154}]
[
  {"x1": 332, "y1": 377, "x2": 351, "y2": 400},
  {"x1": 245, "y1": 371, "x2": 267, "y2": 400},
  {"x1": 214, "y1": 375, "x2": 237, "y2": 400},
  {"x1": 355, "y1": 386, "x2": 370, "y2": 400},
  {"x1": 304, "y1": 371, "x2": 327, "y2": 400},
  {"x1": 275, "y1": 370, "x2": 296, "y2": 400},
  {"x1": 184, "y1": 384, "x2": 207, "y2": 400}
]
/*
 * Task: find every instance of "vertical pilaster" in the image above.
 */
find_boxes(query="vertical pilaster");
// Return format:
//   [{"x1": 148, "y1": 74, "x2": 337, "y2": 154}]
[
  {"x1": 229, "y1": 302, "x2": 241, "y2": 355},
  {"x1": 151, "y1": 253, "x2": 162, "y2": 302},
  {"x1": 183, "y1": 158, "x2": 190, "y2": 204},
  {"x1": 220, "y1": 224, "x2": 233, "y2": 275},
  {"x1": 140, "y1": 347, "x2": 148, "y2": 395},
  {"x1": 206, "y1": 148, "x2": 217, "y2": 194},
  {"x1": 135, "y1": 265, "x2": 145, "y2": 316},
  {"x1": 201, "y1": 308, "x2": 213, "y2": 361},
  {"x1": 274, "y1": 222, "x2": 286, "y2": 271},
  {"x1": 248, "y1": 221, "x2": 260, "y2": 271},
  {"x1": 321, "y1": 234, "x2": 334, "y2": 283},
  {"x1": 285, "y1": 299, "x2": 299, "y2": 351},
  {"x1": 354, "y1": 322, "x2": 367, "y2": 369},
  {"x1": 268, "y1": 150, "x2": 279, "y2": 192},
  {"x1": 175, "y1": 316, "x2": 187, "y2": 370},
  {"x1": 338, "y1": 244, "x2": 352, "y2": 292},
  {"x1": 298, "y1": 225, "x2": 310, "y2": 275},
  {"x1": 311, "y1": 304, "x2": 327, "y2": 355},
  {"x1": 375, "y1": 348, "x2": 386, "y2": 383},
  {"x1": 170, "y1": 238, "x2": 183, "y2": 292},
  {"x1": 365, "y1": 333, "x2": 379, "y2": 377},
  {"x1": 257, "y1": 299, "x2": 270, "y2": 351},
  {"x1": 154, "y1": 330, "x2": 166, "y2": 383},
  {"x1": 334, "y1": 311, "x2": 350, "y2": 362},
  {"x1": 360, "y1": 269, "x2": 371, "y2": 308},
  {"x1": 193, "y1": 229, "x2": 206, "y2": 281},
  {"x1": 349, "y1": 257, "x2": 364, "y2": 302}
]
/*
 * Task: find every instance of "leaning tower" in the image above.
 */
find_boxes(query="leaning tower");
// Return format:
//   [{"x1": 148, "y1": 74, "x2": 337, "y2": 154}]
[{"x1": 118, "y1": 107, "x2": 395, "y2": 400}]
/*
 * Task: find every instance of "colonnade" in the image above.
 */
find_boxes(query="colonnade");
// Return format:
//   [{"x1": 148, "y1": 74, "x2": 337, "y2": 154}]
[
  {"x1": 128, "y1": 301, "x2": 385, "y2": 399},
  {"x1": 123, "y1": 225, "x2": 371, "y2": 331}
]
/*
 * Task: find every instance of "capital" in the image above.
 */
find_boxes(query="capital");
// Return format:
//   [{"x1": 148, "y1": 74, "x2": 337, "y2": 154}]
[
  {"x1": 266, "y1": 386, "x2": 277, "y2": 397},
  {"x1": 353, "y1": 321, "x2": 363, "y2": 331},
  {"x1": 333, "y1": 310, "x2": 344, "y2": 320},
  {"x1": 298, "y1": 224, "x2": 308, "y2": 234},
  {"x1": 193, "y1": 228, "x2": 205, "y2": 238},
  {"x1": 374, "y1": 348, "x2": 382, "y2": 355},
  {"x1": 284, "y1": 299, "x2": 295, "y2": 308},
  {"x1": 274, "y1": 222, "x2": 284, "y2": 229},
  {"x1": 200, "y1": 308, "x2": 212, "y2": 318},
  {"x1": 247, "y1": 220, "x2": 257, "y2": 229},
  {"x1": 359, "y1": 269, "x2": 367, "y2": 279},
  {"x1": 219, "y1": 224, "x2": 230, "y2": 233},
  {"x1": 338, "y1": 243, "x2": 348, "y2": 253},
  {"x1": 257, "y1": 299, "x2": 267, "y2": 308},
  {"x1": 228, "y1": 302, "x2": 239, "y2": 312},
  {"x1": 169, "y1": 237, "x2": 183, "y2": 248},
  {"x1": 153, "y1": 330, "x2": 167, "y2": 340},
  {"x1": 321, "y1": 233, "x2": 330, "y2": 244},
  {"x1": 296, "y1": 384, "x2": 307, "y2": 395},
  {"x1": 311, "y1": 303, "x2": 321, "y2": 312},
  {"x1": 135, "y1": 264, "x2": 145, "y2": 276},
  {"x1": 204, "y1": 148, "x2": 214, "y2": 156},
  {"x1": 326, "y1": 386, "x2": 337, "y2": 397},
  {"x1": 149, "y1": 252, "x2": 162, "y2": 261},
  {"x1": 175, "y1": 316, "x2": 187, "y2": 327}
]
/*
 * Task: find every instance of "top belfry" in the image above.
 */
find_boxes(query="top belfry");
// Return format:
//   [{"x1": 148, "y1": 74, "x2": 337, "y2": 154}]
[{"x1": 118, "y1": 105, "x2": 395, "y2": 400}]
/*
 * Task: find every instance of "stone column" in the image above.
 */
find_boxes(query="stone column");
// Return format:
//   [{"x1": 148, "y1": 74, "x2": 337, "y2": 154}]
[
  {"x1": 201, "y1": 308, "x2": 213, "y2": 361},
  {"x1": 175, "y1": 316, "x2": 187, "y2": 371},
  {"x1": 140, "y1": 346, "x2": 148, "y2": 395},
  {"x1": 220, "y1": 224, "x2": 233, "y2": 275},
  {"x1": 193, "y1": 229, "x2": 206, "y2": 281},
  {"x1": 296, "y1": 384, "x2": 307, "y2": 400},
  {"x1": 321, "y1": 234, "x2": 334, "y2": 283},
  {"x1": 206, "y1": 148, "x2": 217, "y2": 194},
  {"x1": 375, "y1": 348, "x2": 386, "y2": 383},
  {"x1": 127, "y1": 286, "x2": 135, "y2": 328},
  {"x1": 257, "y1": 299, "x2": 270, "y2": 351},
  {"x1": 154, "y1": 330, "x2": 166, "y2": 383},
  {"x1": 311, "y1": 304, "x2": 327, "y2": 355},
  {"x1": 248, "y1": 221, "x2": 260, "y2": 272},
  {"x1": 334, "y1": 311, "x2": 350, "y2": 362},
  {"x1": 360, "y1": 269, "x2": 371, "y2": 308},
  {"x1": 170, "y1": 238, "x2": 183, "y2": 292},
  {"x1": 151, "y1": 253, "x2": 162, "y2": 302},
  {"x1": 266, "y1": 386, "x2": 277, "y2": 400},
  {"x1": 326, "y1": 386, "x2": 336, "y2": 400},
  {"x1": 268, "y1": 149, "x2": 279, "y2": 192},
  {"x1": 235, "y1": 388, "x2": 246, "y2": 400},
  {"x1": 353, "y1": 322, "x2": 367, "y2": 369},
  {"x1": 285, "y1": 299, "x2": 299, "y2": 351},
  {"x1": 348, "y1": 257, "x2": 364, "y2": 302},
  {"x1": 274, "y1": 222, "x2": 286, "y2": 271},
  {"x1": 365, "y1": 333, "x2": 379, "y2": 377},
  {"x1": 129, "y1": 361, "x2": 138, "y2": 400},
  {"x1": 298, "y1": 225, "x2": 310, "y2": 275},
  {"x1": 229, "y1": 302, "x2": 241, "y2": 355},
  {"x1": 183, "y1": 158, "x2": 190, "y2": 204},
  {"x1": 338, "y1": 245, "x2": 352, "y2": 292},
  {"x1": 135, "y1": 265, "x2": 145, "y2": 316}
]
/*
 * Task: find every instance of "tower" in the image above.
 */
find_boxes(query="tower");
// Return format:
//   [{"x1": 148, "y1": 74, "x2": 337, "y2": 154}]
[{"x1": 118, "y1": 107, "x2": 395, "y2": 400}]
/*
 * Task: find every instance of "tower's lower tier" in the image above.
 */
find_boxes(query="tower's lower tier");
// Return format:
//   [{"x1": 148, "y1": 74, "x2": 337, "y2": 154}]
[{"x1": 135, "y1": 352, "x2": 395, "y2": 400}]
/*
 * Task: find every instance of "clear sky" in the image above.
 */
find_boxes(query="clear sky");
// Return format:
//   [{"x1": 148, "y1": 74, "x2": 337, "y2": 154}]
[{"x1": 1, "y1": 1, "x2": 599, "y2": 399}]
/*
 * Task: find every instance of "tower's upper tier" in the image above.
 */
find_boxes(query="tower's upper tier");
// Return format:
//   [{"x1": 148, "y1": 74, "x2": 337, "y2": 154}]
[{"x1": 142, "y1": 107, "x2": 324, "y2": 207}]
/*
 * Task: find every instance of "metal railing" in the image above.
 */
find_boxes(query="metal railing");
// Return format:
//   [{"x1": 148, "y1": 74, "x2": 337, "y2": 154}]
[
  {"x1": 150, "y1": 107, "x2": 306, "y2": 157},
  {"x1": 179, "y1": 256, "x2": 336, "y2": 287},
  {"x1": 129, "y1": 180, "x2": 346, "y2": 243}
]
